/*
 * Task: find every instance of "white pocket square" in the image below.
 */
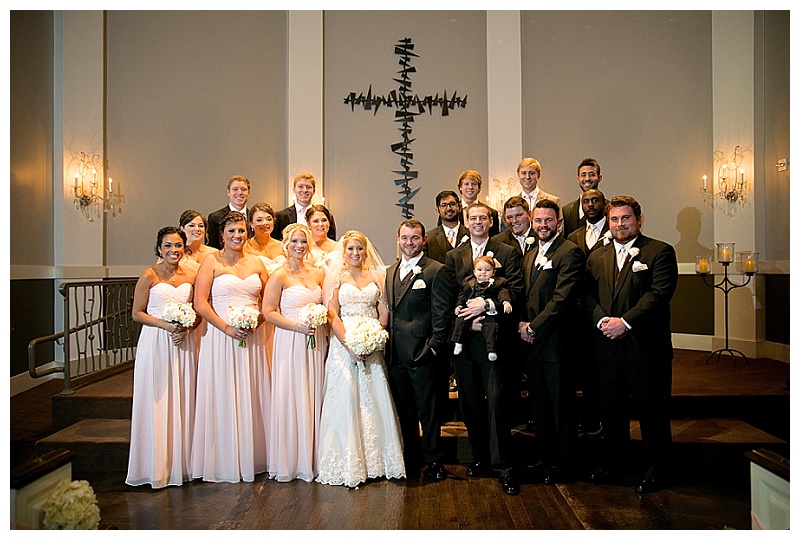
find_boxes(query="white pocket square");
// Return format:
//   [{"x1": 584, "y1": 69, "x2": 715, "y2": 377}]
[
  {"x1": 632, "y1": 261, "x2": 648, "y2": 272},
  {"x1": 412, "y1": 279, "x2": 427, "y2": 289}
]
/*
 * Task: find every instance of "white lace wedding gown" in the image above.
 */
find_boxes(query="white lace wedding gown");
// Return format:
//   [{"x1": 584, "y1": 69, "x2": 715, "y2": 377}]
[{"x1": 315, "y1": 282, "x2": 405, "y2": 487}]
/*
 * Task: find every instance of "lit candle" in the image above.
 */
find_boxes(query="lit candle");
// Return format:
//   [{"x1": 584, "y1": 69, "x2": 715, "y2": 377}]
[
  {"x1": 697, "y1": 259, "x2": 709, "y2": 274},
  {"x1": 744, "y1": 257, "x2": 755, "y2": 273},
  {"x1": 739, "y1": 167, "x2": 745, "y2": 187},
  {"x1": 702, "y1": 174, "x2": 707, "y2": 191},
  {"x1": 108, "y1": 177, "x2": 112, "y2": 194},
  {"x1": 720, "y1": 246, "x2": 731, "y2": 262},
  {"x1": 74, "y1": 171, "x2": 79, "y2": 190}
]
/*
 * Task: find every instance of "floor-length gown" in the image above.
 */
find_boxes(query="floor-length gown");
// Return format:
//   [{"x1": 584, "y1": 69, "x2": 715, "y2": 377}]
[
  {"x1": 191, "y1": 273, "x2": 270, "y2": 483},
  {"x1": 316, "y1": 282, "x2": 405, "y2": 487},
  {"x1": 126, "y1": 282, "x2": 197, "y2": 488},
  {"x1": 268, "y1": 285, "x2": 326, "y2": 482}
]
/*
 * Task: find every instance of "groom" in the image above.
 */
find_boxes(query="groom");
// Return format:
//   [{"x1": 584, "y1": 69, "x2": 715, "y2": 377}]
[{"x1": 385, "y1": 219, "x2": 455, "y2": 480}]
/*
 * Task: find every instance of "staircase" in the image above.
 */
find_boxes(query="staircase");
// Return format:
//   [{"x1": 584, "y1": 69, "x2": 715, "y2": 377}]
[{"x1": 32, "y1": 353, "x2": 789, "y2": 475}]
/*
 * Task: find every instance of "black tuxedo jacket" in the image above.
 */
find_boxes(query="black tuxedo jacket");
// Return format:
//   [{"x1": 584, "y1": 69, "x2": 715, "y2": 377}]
[
  {"x1": 491, "y1": 228, "x2": 536, "y2": 258},
  {"x1": 385, "y1": 255, "x2": 454, "y2": 366},
  {"x1": 445, "y1": 238, "x2": 524, "y2": 310},
  {"x1": 207, "y1": 205, "x2": 247, "y2": 249},
  {"x1": 272, "y1": 205, "x2": 337, "y2": 241},
  {"x1": 567, "y1": 220, "x2": 610, "y2": 258},
  {"x1": 521, "y1": 235, "x2": 585, "y2": 362},
  {"x1": 561, "y1": 198, "x2": 585, "y2": 237},
  {"x1": 585, "y1": 235, "x2": 678, "y2": 363},
  {"x1": 424, "y1": 225, "x2": 469, "y2": 264}
]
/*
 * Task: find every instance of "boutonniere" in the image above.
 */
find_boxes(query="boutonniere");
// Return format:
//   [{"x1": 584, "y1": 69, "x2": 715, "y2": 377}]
[
  {"x1": 542, "y1": 260, "x2": 553, "y2": 270},
  {"x1": 524, "y1": 237, "x2": 536, "y2": 246},
  {"x1": 632, "y1": 261, "x2": 648, "y2": 272},
  {"x1": 628, "y1": 247, "x2": 640, "y2": 258},
  {"x1": 458, "y1": 235, "x2": 469, "y2": 246},
  {"x1": 486, "y1": 251, "x2": 494, "y2": 258},
  {"x1": 488, "y1": 278, "x2": 495, "y2": 286},
  {"x1": 411, "y1": 265, "x2": 422, "y2": 276},
  {"x1": 602, "y1": 230, "x2": 613, "y2": 245}
]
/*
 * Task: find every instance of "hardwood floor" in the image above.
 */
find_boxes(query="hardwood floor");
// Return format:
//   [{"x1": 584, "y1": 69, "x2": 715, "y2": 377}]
[{"x1": 10, "y1": 350, "x2": 789, "y2": 530}]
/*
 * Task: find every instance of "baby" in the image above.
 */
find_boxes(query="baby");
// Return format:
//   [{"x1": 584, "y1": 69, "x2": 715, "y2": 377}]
[{"x1": 451, "y1": 255, "x2": 512, "y2": 361}]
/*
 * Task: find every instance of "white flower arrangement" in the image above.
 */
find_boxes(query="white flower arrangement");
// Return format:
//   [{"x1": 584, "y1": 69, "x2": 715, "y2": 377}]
[
  {"x1": 298, "y1": 302, "x2": 328, "y2": 349},
  {"x1": 228, "y1": 305, "x2": 260, "y2": 348},
  {"x1": 162, "y1": 300, "x2": 196, "y2": 328},
  {"x1": 346, "y1": 318, "x2": 389, "y2": 368},
  {"x1": 42, "y1": 479, "x2": 101, "y2": 530}
]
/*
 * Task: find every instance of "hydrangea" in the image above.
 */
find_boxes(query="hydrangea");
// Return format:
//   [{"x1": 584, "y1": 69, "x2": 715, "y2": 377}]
[{"x1": 42, "y1": 479, "x2": 101, "y2": 530}]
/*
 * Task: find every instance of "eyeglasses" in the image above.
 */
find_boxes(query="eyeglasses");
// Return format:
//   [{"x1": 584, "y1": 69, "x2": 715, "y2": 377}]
[{"x1": 438, "y1": 202, "x2": 459, "y2": 209}]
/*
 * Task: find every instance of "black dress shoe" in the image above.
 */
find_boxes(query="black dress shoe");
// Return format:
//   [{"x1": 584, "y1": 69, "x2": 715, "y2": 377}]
[
  {"x1": 543, "y1": 466, "x2": 571, "y2": 485},
  {"x1": 466, "y1": 461, "x2": 492, "y2": 477},
  {"x1": 635, "y1": 477, "x2": 666, "y2": 494},
  {"x1": 425, "y1": 462, "x2": 449, "y2": 481},
  {"x1": 499, "y1": 474, "x2": 520, "y2": 495}
]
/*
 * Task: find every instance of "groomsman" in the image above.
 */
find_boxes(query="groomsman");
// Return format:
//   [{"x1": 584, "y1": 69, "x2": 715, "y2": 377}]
[
  {"x1": 567, "y1": 188, "x2": 609, "y2": 437},
  {"x1": 562, "y1": 158, "x2": 604, "y2": 236},
  {"x1": 492, "y1": 196, "x2": 536, "y2": 257},
  {"x1": 445, "y1": 202, "x2": 523, "y2": 495},
  {"x1": 272, "y1": 172, "x2": 337, "y2": 240},
  {"x1": 518, "y1": 199, "x2": 585, "y2": 484},
  {"x1": 207, "y1": 175, "x2": 251, "y2": 249},
  {"x1": 425, "y1": 190, "x2": 469, "y2": 264},
  {"x1": 584, "y1": 195, "x2": 678, "y2": 494},
  {"x1": 515, "y1": 158, "x2": 562, "y2": 222},
  {"x1": 457, "y1": 170, "x2": 500, "y2": 237},
  {"x1": 385, "y1": 219, "x2": 455, "y2": 480}
]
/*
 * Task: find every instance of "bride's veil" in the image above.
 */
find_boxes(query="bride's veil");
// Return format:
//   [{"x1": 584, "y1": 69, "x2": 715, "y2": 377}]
[{"x1": 322, "y1": 230, "x2": 387, "y2": 308}]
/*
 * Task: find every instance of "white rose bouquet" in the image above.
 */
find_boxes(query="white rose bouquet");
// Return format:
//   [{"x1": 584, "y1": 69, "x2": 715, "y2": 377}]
[
  {"x1": 42, "y1": 479, "x2": 101, "y2": 530},
  {"x1": 298, "y1": 302, "x2": 328, "y2": 349},
  {"x1": 228, "y1": 305, "x2": 260, "y2": 348},
  {"x1": 346, "y1": 318, "x2": 389, "y2": 369},
  {"x1": 162, "y1": 300, "x2": 196, "y2": 328}
]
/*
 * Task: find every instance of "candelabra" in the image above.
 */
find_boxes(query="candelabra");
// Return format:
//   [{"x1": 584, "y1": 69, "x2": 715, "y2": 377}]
[
  {"x1": 695, "y1": 243, "x2": 758, "y2": 367},
  {"x1": 73, "y1": 152, "x2": 124, "y2": 222},
  {"x1": 701, "y1": 145, "x2": 748, "y2": 215}
]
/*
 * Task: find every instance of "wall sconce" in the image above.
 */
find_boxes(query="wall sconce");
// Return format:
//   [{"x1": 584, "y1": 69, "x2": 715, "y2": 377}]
[
  {"x1": 73, "y1": 152, "x2": 124, "y2": 222},
  {"x1": 701, "y1": 145, "x2": 748, "y2": 214}
]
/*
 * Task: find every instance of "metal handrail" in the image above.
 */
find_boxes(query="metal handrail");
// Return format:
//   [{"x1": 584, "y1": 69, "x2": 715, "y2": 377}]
[{"x1": 27, "y1": 277, "x2": 139, "y2": 395}]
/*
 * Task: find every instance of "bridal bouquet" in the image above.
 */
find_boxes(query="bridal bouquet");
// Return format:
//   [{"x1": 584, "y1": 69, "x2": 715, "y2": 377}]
[
  {"x1": 298, "y1": 302, "x2": 328, "y2": 349},
  {"x1": 228, "y1": 305, "x2": 260, "y2": 347},
  {"x1": 346, "y1": 319, "x2": 389, "y2": 368},
  {"x1": 42, "y1": 479, "x2": 101, "y2": 530},
  {"x1": 162, "y1": 300, "x2": 196, "y2": 328}
]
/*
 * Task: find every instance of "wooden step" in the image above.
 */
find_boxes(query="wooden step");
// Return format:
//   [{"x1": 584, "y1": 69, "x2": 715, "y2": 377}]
[{"x1": 36, "y1": 419, "x2": 131, "y2": 472}]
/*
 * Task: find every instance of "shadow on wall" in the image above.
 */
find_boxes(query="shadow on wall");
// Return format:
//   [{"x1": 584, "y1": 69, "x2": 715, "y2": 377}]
[{"x1": 674, "y1": 206, "x2": 713, "y2": 263}]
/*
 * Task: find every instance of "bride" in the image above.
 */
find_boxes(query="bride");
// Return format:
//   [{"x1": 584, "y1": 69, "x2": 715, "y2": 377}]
[{"x1": 315, "y1": 230, "x2": 405, "y2": 487}]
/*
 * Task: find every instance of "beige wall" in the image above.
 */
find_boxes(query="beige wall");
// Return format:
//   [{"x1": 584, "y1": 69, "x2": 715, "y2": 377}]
[
  {"x1": 323, "y1": 10, "x2": 488, "y2": 258},
  {"x1": 105, "y1": 10, "x2": 288, "y2": 267},
  {"x1": 10, "y1": 10, "x2": 55, "y2": 267},
  {"x1": 521, "y1": 10, "x2": 715, "y2": 261}
]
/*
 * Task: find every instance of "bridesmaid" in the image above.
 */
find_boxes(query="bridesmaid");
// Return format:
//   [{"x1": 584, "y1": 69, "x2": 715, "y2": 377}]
[
  {"x1": 191, "y1": 211, "x2": 271, "y2": 483},
  {"x1": 178, "y1": 209, "x2": 218, "y2": 273},
  {"x1": 244, "y1": 202, "x2": 285, "y2": 274},
  {"x1": 306, "y1": 204, "x2": 338, "y2": 255},
  {"x1": 126, "y1": 227, "x2": 197, "y2": 488},
  {"x1": 262, "y1": 223, "x2": 327, "y2": 482}
]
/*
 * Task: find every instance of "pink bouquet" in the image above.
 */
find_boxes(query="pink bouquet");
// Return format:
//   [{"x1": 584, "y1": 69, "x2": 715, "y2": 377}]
[
  {"x1": 298, "y1": 303, "x2": 328, "y2": 349},
  {"x1": 228, "y1": 305, "x2": 260, "y2": 347}
]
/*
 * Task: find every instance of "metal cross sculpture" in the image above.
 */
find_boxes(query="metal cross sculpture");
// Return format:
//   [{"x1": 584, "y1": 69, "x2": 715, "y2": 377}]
[{"x1": 344, "y1": 37, "x2": 467, "y2": 219}]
